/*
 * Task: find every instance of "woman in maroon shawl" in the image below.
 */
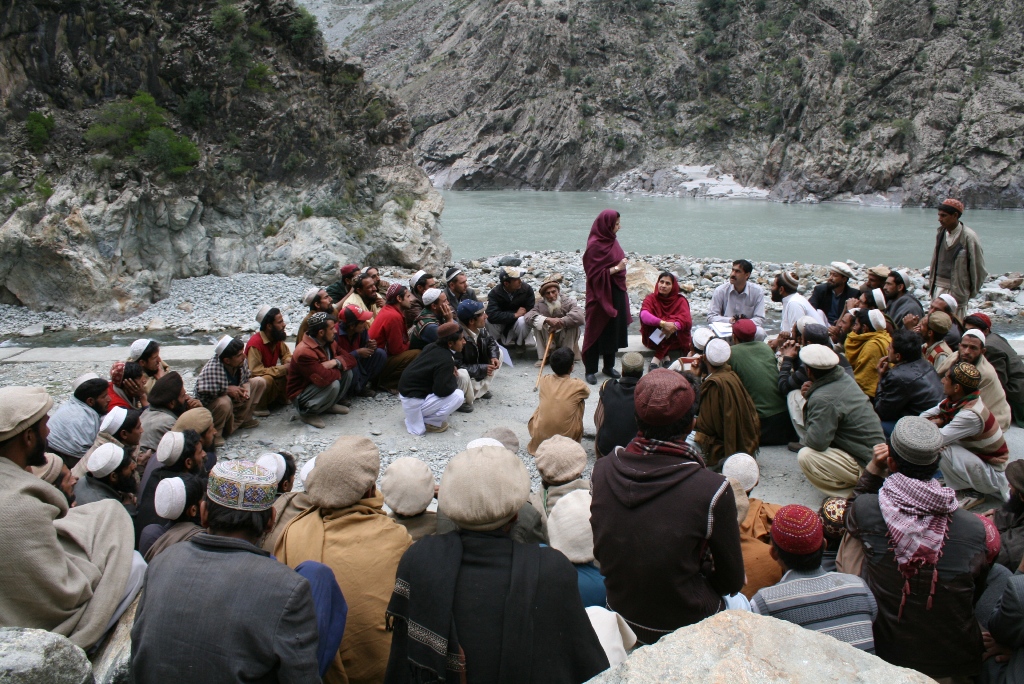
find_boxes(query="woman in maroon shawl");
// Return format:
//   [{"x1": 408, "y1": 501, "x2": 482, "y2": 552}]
[
  {"x1": 582, "y1": 209, "x2": 632, "y2": 384},
  {"x1": 640, "y1": 272, "x2": 693, "y2": 368}
]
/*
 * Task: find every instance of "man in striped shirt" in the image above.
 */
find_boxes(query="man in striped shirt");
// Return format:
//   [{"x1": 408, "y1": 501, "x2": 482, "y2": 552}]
[{"x1": 750, "y1": 504, "x2": 877, "y2": 652}]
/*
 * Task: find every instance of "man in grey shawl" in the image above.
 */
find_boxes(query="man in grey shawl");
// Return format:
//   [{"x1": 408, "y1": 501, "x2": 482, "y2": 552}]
[
  {"x1": 0, "y1": 386, "x2": 145, "y2": 650},
  {"x1": 45, "y1": 373, "x2": 110, "y2": 467}
]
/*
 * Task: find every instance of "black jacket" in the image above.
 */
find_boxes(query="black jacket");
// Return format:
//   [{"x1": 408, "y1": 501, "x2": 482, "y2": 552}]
[
  {"x1": 443, "y1": 285, "x2": 478, "y2": 306},
  {"x1": 398, "y1": 342, "x2": 460, "y2": 399},
  {"x1": 486, "y1": 283, "x2": 536, "y2": 333},
  {"x1": 455, "y1": 325, "x2": 499, "y2": 381},
  {"x1": 848, "y1": 470, "x2": 986, "y2": 678},
  {"x1": 596, "y1": 377, "x2": 639, "y2": 456},
  {"x1": 874, "y1": 357, "x2": 944, "y2": 421},
  {"x1": 808, "y1": 282, "x2": 859, "y2": 324}
]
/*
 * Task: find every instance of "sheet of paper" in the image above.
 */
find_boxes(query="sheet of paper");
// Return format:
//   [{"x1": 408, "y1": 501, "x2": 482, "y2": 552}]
[
  {"x1": 649, "y1": 328, "x2": 666, "y2": 345},
  {"x1": 498, "y1": 344, "x2": 514, "y2": 368},
  {"x1": 710, "y1": 321, "x2": 733, "y2": 338}
]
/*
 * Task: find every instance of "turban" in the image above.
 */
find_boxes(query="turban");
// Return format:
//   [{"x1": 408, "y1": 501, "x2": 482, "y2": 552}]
[
  {"x1": 0, "y1": 387, "x2": 53, "y2": 442},
  {"x1": 173, "y1": 407, "x2": 214, "y2": 434},
  {"x1": 799, "y1": 344, "x2": 839, "y2": 370},
  {"x1": 381, "y1": 457, "x2": 435, "y2": 516},
  {"x1": 732, "y1": 319, "x2": 756, "y2": 343},
  {"x1": 128, "y1": 339, "x2": 154, "y2": 362},
  {"x1": 87, "y1": 443, "x2": 125, "y2": 479},
  {"x1": 704, "y1": 338, "x2": 731, "y2": 366},
  {"x1": 722, "y1": 453, "x2": 759, "y2": 492},
  {"x1": 770, "y1": 504, "x2": 824, "y2": 555},
  {"x1": 305, "y1": 436, "x2": 380, "y2": 509},
  {"x1": 939, "y1": 198, "x2": 964, "y2": 216},
  {"x1": 207, "y1": 460, "x2": 278, "y2": 512},
  {"x1": 951, "y1": 361, "x2": 981, "y2": 391},
  {"x1": 890, "y1": 416, "x2": 943, "y2": 465},
  {"x1": 155, "y1": 477, "x2": 187, "y2": 519},
  {"x1": 634, "y1": 369, "x2": 695, "y2": 426},
  {"x1": 547, "y1": 490, "x2": 595, "y2": 564},
  {"x1": 534, "y1": 435, "x2": 587, "y2": 485},
  {"x1": 438, "y1": 446, "x2": 530, "y2": 532}
]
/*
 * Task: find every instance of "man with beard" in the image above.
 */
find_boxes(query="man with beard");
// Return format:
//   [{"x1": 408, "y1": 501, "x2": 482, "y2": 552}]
[
  {"x1": 74, "y1": 443, "x2": 138, "y2": 509},
  {"x1": 370, "y1": 284, "x2": 422, "y2": 392},
  {"x1": 708, "y1": 259, "x2": 767, "y2": 340},
  {"x1": 134, "y1": 429, "x2": 207, "y2": 542},
  {"x1": 962, "y1": 313, "x2": 1024, "y2": 427},
  {"x1": 326, "y1": 263, "x2": 361, "y2": 304},
  {"x1": 194, "y1": 336, "x2": 267, "y2": 446},
  {"x1": 904, "y1": 294, "x2": 963, "y2": 349},
  {"x1": 245, "y1": 305, "x2": 293, "y2": 414},
  {"x1": 937, "y1": 330, "x2": 1012, "y2": 430},
  {"x1": 286, "y1": 313, "x2": 353, "y2": 429},
  {"x1": 770, "y1": 271, "x2": 823, "y2": 350},
  {"x1": 140, "y1": 372, "x2": 189, "y2": 454},
  {"x1": 129, "y1": 340, "x2": 203, "y2": 409},
  {"x1": 486, "y1": 266, "x2": 536, "y2": 350},
  {"x1": 882, "y1": 269, "x2": 924, "y2": 331},
  {"x1": 31, "y1": 452, "x2": 79, "y2": 508},
  {"x1": 920, "y1": 312, "x2": 955, "y2": 371},
  {"x1": 46, "y1": 374, "x2": 110, "y2": 467},
  {"x1": 339, "y1": 273, "x2": 383, "y2": 324},
  {"x1": 296, "y1": 286, "x2": 335, "y2": 343},
  {"x1": 406, "y1": 270, "x2": 437, "y2": 327},
  {"x1": 808, "y1": 262, "x2": 860, "y2": 325},
  {"x1": 865, "y1": 265, "x2": 890, "y2": 291},
  {"x1": 525, "y1": 279, "x2": 585, "y2": 365},
  {"x1": 364, "y1": 266, "x2": 390, "y2": 302},
  {"x1": 442, "y1": 266, "x2": 477, "y2": 305},
  {"x1": 0, "y1": 386, "x2": 145, "y2": 650}
]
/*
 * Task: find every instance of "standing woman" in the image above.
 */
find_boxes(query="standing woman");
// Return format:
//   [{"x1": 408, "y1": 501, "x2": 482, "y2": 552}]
[
  {"x1": 582, "y1": 209, "x2": 632, "y2": 385},
  {"x1": 640, "y1": 272, "x2": 692, "y2": 369}
]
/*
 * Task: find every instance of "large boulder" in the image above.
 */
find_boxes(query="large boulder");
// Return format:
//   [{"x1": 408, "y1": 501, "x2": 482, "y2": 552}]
[
  {"x1": 625, "y1": 260, "x2": 662, "y2": 302},
  {"x1": 0, "y1": 627, "x2": 93, "y2": 684},
  {"x1": 588, "y1": 611, "x2": 933, "y2": 683}
]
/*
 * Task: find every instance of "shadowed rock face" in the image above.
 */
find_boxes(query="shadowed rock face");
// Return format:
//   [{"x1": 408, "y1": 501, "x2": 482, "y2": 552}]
[
  {"x1": 0, "y1": 0, "x2": 449, "y2": 318},
  {"x1": 344, "y1": 0, "x2": 1024, "y2": 205}
]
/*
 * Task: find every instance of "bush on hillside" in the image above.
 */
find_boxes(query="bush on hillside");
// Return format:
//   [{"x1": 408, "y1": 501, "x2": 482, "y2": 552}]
[
  {"x1": 84, "y1": 92, "x2": 167, "y2": 155},
  {"x1": 291, "y1": 7, "x2": 318, "y2": 44},
  {"x1": 25, "y1": 112, "x2": 55, "y2": 152},
  {"x1": 141, "y1": 128, "x2": 201, "y2": 176}
]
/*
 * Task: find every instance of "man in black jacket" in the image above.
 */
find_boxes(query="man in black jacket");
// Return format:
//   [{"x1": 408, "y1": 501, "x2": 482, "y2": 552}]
[
  {"x1": 442, "y1": 266, "x2": 478, "y2": 305},
  {"x1": 808, "y1": 261, "x2": 860, "y2": 325},
  {"x1": 873, "y1": 329, "x2": 944, "y2": 436},
  {"x1": 595, "y1": 351, "x2": 644, "y2": 457},
  {"x1": 485, "y1": 266, "x2": 536, "y2": 350},
  {"x1": 454, "y1": 300, "x2": 500, "y2": 413},
  {"x1": 398, "y1": 322, "x2": 466, "y2": 435}
]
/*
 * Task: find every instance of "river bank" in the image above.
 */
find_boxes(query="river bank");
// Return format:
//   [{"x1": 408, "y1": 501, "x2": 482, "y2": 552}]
[{"x1": 3, "y1": 251, "x2": 1023, "y2": 344}]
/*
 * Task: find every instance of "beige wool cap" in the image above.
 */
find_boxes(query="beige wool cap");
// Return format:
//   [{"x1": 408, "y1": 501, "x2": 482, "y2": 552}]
[
  {"x1": 439, "y1": 446, "x2": 530, "y2": 532},
  {"x1": 173, "y1": 407, "x2": 214, "y2": 433},
  {"x1": 535, "y1": 435, "x2": 587, "y2": 485},
  {"x1": 31, "y1": 453, "x2": 64, "y2": 485},
  {"x1": 305, "y1": 436, "x2": 380, "y2": 509},
  {"x1": 829, "y1": 261, "x2": 854, "y2": 279},
  {"x1": 927, "y1": 311, "x2": 953, "y2": 335},
  {"x1": 0, "y1": 386, "x2": 53, "y2": 443},
  {"x1": 381, "y1": 457, "x2": 435, "y2": 516},
  {"x1": 867, "y1": 265, "x2": 890, "y2": 279},
  {"x1": 481, "y1": 426, "x2": 519, "y2": 454},
  {"x1": 547, "y1": 490, "x2": 595, "y2": 564},
  {"x1": 799, "y1": 344, "x2": 839, "y2": 370}
]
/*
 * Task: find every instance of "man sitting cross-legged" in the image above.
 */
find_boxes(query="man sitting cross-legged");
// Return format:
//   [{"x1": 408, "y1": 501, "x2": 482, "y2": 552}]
[
  {"x1": 194, "y1": 335, "x2": 266, "y2": 447},
  {"x1": 398, "y1": 322, "x2": 466, "y2": 435},
  {"x1": 528, "y1": 348, "x2": 591, "y2": 455},
  {"x1": 525, "y1": 278, "x2": 585, "y2": 366},
  {"x1": 245, "y1": 305, "x2": 292, "y2": 415}
]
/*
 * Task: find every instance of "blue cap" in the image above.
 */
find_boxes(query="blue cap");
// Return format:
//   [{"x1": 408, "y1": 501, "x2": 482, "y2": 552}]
[{"x1": 457, "y1": 300, "x2": 485, "y2": 323}]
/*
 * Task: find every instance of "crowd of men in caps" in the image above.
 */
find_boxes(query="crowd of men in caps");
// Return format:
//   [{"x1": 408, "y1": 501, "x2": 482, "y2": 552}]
[{"x1": 3, "y1": 197, "x2": 1024, "y2": 683}]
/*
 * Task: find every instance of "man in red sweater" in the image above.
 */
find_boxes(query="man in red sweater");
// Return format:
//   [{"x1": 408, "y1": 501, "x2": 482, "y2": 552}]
[
  {"x1": 369, "y1": 284, "x2": 421, "y2": 392},
  {"x1": 285, "y1": 313, "x2": 353, "y2": 429}
]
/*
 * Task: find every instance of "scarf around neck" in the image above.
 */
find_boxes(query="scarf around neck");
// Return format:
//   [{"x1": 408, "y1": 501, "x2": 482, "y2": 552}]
[
  {"x1": 936, "y1": 392, "x2": 979, "y2": 426},
  {"x1": 625, "y1": 435, "x2": 706, "y2": 468}
]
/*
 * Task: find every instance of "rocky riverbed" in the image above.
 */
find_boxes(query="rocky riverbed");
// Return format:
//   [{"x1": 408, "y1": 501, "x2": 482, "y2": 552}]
[{"x1": 3, "y1": 252, "x2": 1023, "y2": 341}]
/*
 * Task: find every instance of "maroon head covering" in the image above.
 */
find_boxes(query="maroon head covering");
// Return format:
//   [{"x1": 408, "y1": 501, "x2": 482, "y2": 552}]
[
  {"x1": 640, "y1": 272, "x2": 692, "y2": 354},
  {"x1": 582, "y1": 210, "x2": 631, "y2": 353}
]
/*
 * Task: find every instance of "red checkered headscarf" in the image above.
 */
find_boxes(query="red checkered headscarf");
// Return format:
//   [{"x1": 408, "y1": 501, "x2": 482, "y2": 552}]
[
  {"x1": 770, "y1": 504, "x2": 824, "y2": 555},
  {"x1": 109, "y1": 361, "x2": 125, "y2": 386}
]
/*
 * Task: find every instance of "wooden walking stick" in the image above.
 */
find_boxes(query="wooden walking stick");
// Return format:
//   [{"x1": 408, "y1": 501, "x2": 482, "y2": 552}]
[{"x1": 534, "y1": 331, "x2": 556, "y2": 391}]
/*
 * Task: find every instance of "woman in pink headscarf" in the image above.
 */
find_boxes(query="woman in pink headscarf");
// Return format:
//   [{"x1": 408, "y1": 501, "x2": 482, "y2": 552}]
[{"x1": 582, "y1": 209, "x2": 632, "y2": 385}]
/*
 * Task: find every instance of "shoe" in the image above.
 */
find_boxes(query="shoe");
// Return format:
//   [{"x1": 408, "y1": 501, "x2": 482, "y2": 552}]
[
  {"x1": 425, "y1": 422, "x2": 449, "y2": 433},
  {"x1": 239, "y1": 418, "x2": 260, "y2": 429},
  {"x1": 585, "y1": 373, "x2": 598, "y2": 385},
  {"x1": 327, "y1": 404, "x2": 350, "y2": 415},
  {"x1": 787, "y1": 441, "x2": 802, "y2": 453},
  {"x1": 457, "y1": 403, "x2": 474, "y2": 413},
  {"x1": 338, "y1": 398, "x2": 352, "y2": 407},
  {"x1": 253, "y1": 409, "x2": 270, "y2": 417},
  {"x1": 603, "y1": 367, "x2": 621, "y2": 379},
  {"x1": 956, "y1": 489, "x2": 985, "y2": 510},
  {"x1": 300, "y1": 414, "x2": 326, "y2": 429},
  {"x1": 480, "y1": 391, "x2": 492, "y2": 400},
  {"x1": 358, "y1": 388, "x2": 377, "y2": 398},
  {"x1": 214, "y1": 435, "x2": 226, "y2": 448},
  {"x1": 649, "y1": 358, "x2": 661, "y2": 370}
]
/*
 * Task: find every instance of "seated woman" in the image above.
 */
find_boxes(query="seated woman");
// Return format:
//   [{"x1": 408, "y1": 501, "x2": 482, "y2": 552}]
[{"x1": 640, "y1": 272, "x2": 692, "y2": 369}]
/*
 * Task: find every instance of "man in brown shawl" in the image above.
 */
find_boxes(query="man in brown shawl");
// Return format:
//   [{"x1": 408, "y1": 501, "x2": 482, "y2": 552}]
[
  {"x1": 694, "y1": 339, "x2": 761, "y2": 467},
  {"x1": 0, "y1": 386, "x2": 145, "y2": 650},
  {"x1": 525, "y1": 278, "x2": 585, "y2": 365},
  {"x1": 275, "y1": 436, "x2": 412, "y2": 684}
]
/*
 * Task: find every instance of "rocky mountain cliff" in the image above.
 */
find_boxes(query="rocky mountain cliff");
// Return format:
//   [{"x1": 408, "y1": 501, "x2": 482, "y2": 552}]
[
  {"x1": 0, "y1": 0, "x2": 449, "y2": 317},
  {"x1": 343, "y1": 0, "x2": 1024, "y2": 205}
]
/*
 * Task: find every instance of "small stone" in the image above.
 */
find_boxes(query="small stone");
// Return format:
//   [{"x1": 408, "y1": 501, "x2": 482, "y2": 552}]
[
  {"x1": 1000, "y1": 277, "x2": 1023, "y2": 290},
  {"x1": 147, "y1": 318, "x2": 166, "y2": 331},
  {"x1": 18, "y1": 323, "x2": 44, "y2": 337},
  {"x1": 371, "y1": 429, "x2": 382, "y2": 436},
  {"x1": 498, "y1": 256, "x2": 522, "y2": 267},
  {"x1": 177, "y1": 302, "x2": 194, "y2": 313}
]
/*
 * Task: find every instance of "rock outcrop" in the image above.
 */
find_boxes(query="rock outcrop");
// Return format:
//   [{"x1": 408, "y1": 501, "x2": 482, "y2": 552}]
[
  {"x1": 342, "y1": 0, "x2": 1024, "y2": 206},
  {"x1": 0, "y1": 628, "x2": 93, "y2": 684},
  {"x1": 588, "y1": 611, "x2": 934, "y2": 683},
  {"x1": 0, "y1": 0, "x2": 449, "y2": 317}
]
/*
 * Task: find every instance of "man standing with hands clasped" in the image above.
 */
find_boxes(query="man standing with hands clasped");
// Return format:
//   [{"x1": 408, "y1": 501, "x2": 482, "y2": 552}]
[{"x1": 928, "y1": 199, "x2": 986, "y2": 320}]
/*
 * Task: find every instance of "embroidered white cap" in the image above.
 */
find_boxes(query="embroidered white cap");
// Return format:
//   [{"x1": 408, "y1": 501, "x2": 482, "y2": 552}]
[
  {"x1": 87, "y1": 443, "x2": 124, "y2": 479},
  {"x1": 155, "y1": 477, "x2": 186, "y2": 519}
]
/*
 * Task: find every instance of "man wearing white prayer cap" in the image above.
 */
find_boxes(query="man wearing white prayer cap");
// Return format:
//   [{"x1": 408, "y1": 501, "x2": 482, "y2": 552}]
[
  {"x1": 245, "y1": 305, "x2": 293, "y2": 416},
  {"x1": 71, "y1": 405, "x2": 145, "y2": 479},
  {"x1": 45, "y1": 373, "x2": 110, "y2": 467},
  {"x1": 795, "y1": 344, "x2": 885, "y2": 497},
  {"x1": 193, "y1": 335, "x2": 266, "y2": 448},
  {"x1": 410, "y1": 287, "x2": 455, "y2": 350},
  {"x1": 694, "y1": 339, "x2": 760, "y2": 467},
  {"x1": 883, "y1": 268, "x2": 924, "y2": 331},
  {"x1": 0, "y1": 386, "x2": 146, "y2": 650},
  {"x1": 406, "y1": 270, "x2": 436, "y2": 327},
  {"x1": 296, "y1": 286, "x2": 334, "y2": 342},
  {"x1": 261, "y1": 451, "x2": 308, "y2": 554},
  {"x1": 74, "y1": 443, "x2": 137, "y2": 508},
  {"x1": 138, "y1": 474, "x2": 206, "y2": 561},
  {"x1": 808, "y1": 261, "x2": 859, "y2": 325},
  {"x1": 934, "y1": 328, "x2": 1012, "y2": 431}
]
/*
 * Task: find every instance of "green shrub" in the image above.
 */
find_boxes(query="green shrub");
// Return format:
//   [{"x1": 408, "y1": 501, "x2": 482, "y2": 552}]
[
  {"x1": 180, "y1": 89, "x2": 210, "y2": 128},
  {"x1": 564, "y1": 67, "x2": 582, "y2": 85},
  {"x1": 141, "y1": 127, "x2": 200, "y2": 175},
  {"x1": 226, "y1": 36, "x2": 251, "y2": 68},
  {"x1": 990, "y1": 16, "x2": 1004, "y2": 39},
  {"x1": 220, "y1": 155, "x2": 243, "y2": 173},
  {"x1": 395, "y1": 208, "x2": 408, "y2": 220},
  {"x1": 10, "y1": 195, "x2": 27, "y2": 209},
  {"x1": 395, "y1": 194, "x2": 415, "y2": 210},
  {"x1": 363, "y1": 100, "x2": 387, "y2": 126},
  {"x1": 84, "y1": 91, "x2": 167, "y2": 154},
  {"x1": 291, "y1": 7, "x2": 318, "y2": 44},
  {"x1": 933, "y1": 15, "x2": 953, "y2": 29},
  {"x1": 693, "y1": 29, "x2": 715, "y2": 50},
  {"x1": 248, "y1": 20, "x2": 272, "y2": 42},
  {"x1": 841, "y1": 119, "x2": 858, "y2": 139},
  {"x1": 705, "y1": 42, "x2": 733, "y2": 60},
  {"x1": 610, "y1": 135, "x2": 626, "y2": 151},
  {"x1": 34, "y1": 175, "x2": 54, "y2": 200},
  {"x1": 263, "y1": 222, "x2": 280, "y2": 237},
  {"x1": 842, "y1": 39, "x2": 863, "y2": 63},
  {"x1": 25, "y1": 112, "x2": 55, "y2": 153},
  {"x1": 301, "y1": 204, "x2": 314, "y2": 218},
  {"x1": 829, "y1": 51, "x2": 846, "y2": 73},
  {"x1": 212, "y1": 1, "x2": 245, "y2": 33},
  {"x1": 707, "y1": 64, "x2": 731, "y2": 91},
  {"x1": 90, "y1": 154, "x2": 115, "y2": 172},
  {"x1": 244, "y1": 64, "x2": 273, "y2": 91},
  {"x1": 283, "y1": 151, "x2": 306, "y2": 172},
  {"x1": 580, "y1": 102, "x2": 596, "y2": 117},
  {"x1": 314, "y1": 199, "x2": 349, "y2": 217}
]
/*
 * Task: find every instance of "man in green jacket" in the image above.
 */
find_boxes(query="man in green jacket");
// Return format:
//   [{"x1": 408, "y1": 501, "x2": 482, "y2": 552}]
[
  {"x1": 928, "y1": 199, "x2": 986, "y2": 320},
  {"x1": 728, "y1": 319, "x2": 794, "y2": 446},
  {"x1": 796, "y1": 344, "x2": 885, "y2": 497}
]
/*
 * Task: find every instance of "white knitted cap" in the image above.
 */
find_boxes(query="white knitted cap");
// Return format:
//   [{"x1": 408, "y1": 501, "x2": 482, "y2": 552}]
[
  {"x1": 938, "y1": 293, "x2": 958, "y2": 311},
  {"x1": 87, "y1": 443, "x2": 124, "y2": 479},
  {"x1": 963, "y1": 328, "x2": 986, "y2": 345},
  {"x1": 704, "y1": 338, "x2": 731, "y2": 366},
  {"x1": 155, "y1": 477, "x2": 186, "y2": 519},
  {"x1": 156, "y1": 431, "x2": 186, "y2": 466},
  {"x1": 421, "y1": 288, "x2": 442, "y2": 306},
  {"x1": 128, "y1": 339, "x2": 154, "y2": 362},
  {"x1": 100, "y1": 406, "x2": 128, "y2": 435},
  {"x1": 302, "y1": 287, "x2": 322, "y2": 306},
  {"x1": 256, "y1": 453, "x2": 288, "y2": 485},
  {"x1": 256, "y1": 305, "x2": 273, "y2": 325},
  {"x1": 297, "y1": 457, "x2": 317, "y2": 487},
  {"x1": 722, "y1": 453, "x2": 759, "y2": 492},
  {"x1": 214, "y1": 335, "x2": 233, "y2": 357},
  {"x1": 692, "y1": 327, "x2": 715, "y2": 351},
  {"x1": 71, "y1": 372, "x2": 100, "y2": 391},
  {"x1": 547, "y1": 490, "x2": 595, "y2": 564}
]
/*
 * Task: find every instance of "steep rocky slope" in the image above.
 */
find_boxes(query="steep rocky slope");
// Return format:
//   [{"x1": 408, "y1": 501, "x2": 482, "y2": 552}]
[
  {"x1": 343, "y1": 0, "x2": 1024, "y2": 205},
  {"x1": 0, "y1": 0, "x2": 449, "y2": 317}
]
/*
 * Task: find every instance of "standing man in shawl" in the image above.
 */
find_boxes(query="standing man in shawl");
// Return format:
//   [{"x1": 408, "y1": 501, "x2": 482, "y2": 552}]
[
  {"x1": 384, "y1": 445, "x2": 609, "y2": 683},
  {"x1": 46, "y1": 374, "x2": 110, "y2": 467},
  {"x1": 921, "y1": 361, "x2": 1010, "y2": 506},
  {"x1": 693, "y1": 339, "x2": 760, "y2": 467},
  {"x1": 582, "y1": 209, "x2": 632, "y2": 385},
  {"x1": 485, "y1": 266, "x2": 536, "y2": 351},
  {"x1": 846, "y1": 416, "x2": 986, "y2": 679},
  {"x1": 0, "y1": 386, "x2": 145, "y2": 651},
  {"x1": 525, "y1": 278, "x2": 585, "y2": 365},
  {"x1": 883, "y1": 269, "x2": 924, "y2": 331},
  {"x1": 809, "y1": 262, "x2": 860, "y2": 325},
  {"x1": 194, "y1": 336, "x2": 266, "y2": 447},
  {"x1": 845, "y1": 308, "x2": 891, "y2": 398},
  {"x1": 245, "y1": 305, "x2": 292, "y2": 415},
  {"x1": 708, "y1": 259, "x2": 767, "y2": 339},
  {"x1": 591, "y1": 370, "x2": 745, "y2": 645},
  {"x1": 276, "y1": 437, "x2": 412, "y2": 684},
  {"x1": 928, "y1": 199, "x2": 986, "y2": 320},
  {"x1": 640, "y1": 271, "x2": 692, "y2": 370},
  {"x1": 326, "y1": 263, "x2": 361, "y2": 304},
  {"x1": 370, "y1": 284, "x2": 422, "y2": 392}
]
